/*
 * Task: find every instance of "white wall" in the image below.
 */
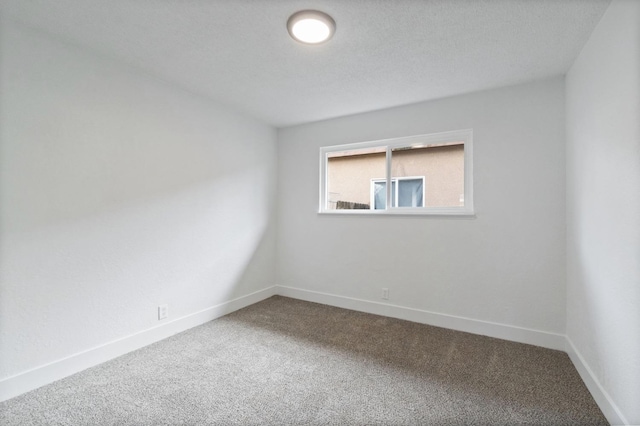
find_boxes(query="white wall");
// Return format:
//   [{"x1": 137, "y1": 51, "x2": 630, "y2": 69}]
[
  {"x1": 277, "y1": 78, "x2": 566, "y2": 338},
  {"x1": 565, "y1": 1, "x2": 640, "y2": 424},
  {"x1": 0, "y1": 21, "x2": 277, "y2": 387}
]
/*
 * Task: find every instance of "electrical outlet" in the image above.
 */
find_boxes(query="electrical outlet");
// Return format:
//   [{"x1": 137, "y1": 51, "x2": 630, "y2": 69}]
[
  {"x1": 382, "y1": 288, "x2": 389, "y2": 300},
  {"x1": 158, "y1": 304, "x2": 168, "y2": 320}
]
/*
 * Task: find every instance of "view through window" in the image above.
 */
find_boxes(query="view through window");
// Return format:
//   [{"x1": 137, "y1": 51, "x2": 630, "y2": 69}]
[{"x1": 320, "y1": 130, "x2": 473, "y2": 215}]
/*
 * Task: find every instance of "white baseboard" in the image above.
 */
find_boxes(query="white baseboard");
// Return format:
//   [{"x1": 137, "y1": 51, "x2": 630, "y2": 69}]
[
  {"x1": 275, "y1": 285, "x2": 566, "y2": 351},
  {"x1": 2, "y1": 284, "x2": 625, "y2": 426},
  {"x1": 0, "y1": 286, "x2": 277, "y2": 403},
  {"x1": 275, "y1": 286, "x2": 631, "y2": 423},
  {"x1": 565, "y1": 337, "x2": 628, "y2": 426}
]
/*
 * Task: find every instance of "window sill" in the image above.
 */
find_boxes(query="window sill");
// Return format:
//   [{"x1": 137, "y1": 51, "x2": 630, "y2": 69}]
[{"x1": 318, "y1": 208, "x2": 476, "y2": 218}]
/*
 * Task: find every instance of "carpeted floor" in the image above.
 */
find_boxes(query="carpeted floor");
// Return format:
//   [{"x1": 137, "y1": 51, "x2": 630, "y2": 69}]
[{"x1": 0, "y1": 296, "x2": 607, "y2": 425}]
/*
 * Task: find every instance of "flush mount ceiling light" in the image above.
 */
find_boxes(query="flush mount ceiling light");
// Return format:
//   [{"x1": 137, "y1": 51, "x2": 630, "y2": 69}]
[{"x1": 287, "y1": 10, "x2": 336, "y2": 44}]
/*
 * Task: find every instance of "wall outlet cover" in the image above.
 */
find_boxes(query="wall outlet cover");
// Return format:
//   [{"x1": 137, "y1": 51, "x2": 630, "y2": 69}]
[{"x1": 158, "y1": 304, "x2": 168, "y2": 320}]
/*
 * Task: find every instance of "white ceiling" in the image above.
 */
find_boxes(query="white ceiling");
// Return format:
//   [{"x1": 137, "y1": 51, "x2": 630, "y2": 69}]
[{"x1": 1, "y1": 0, "x2": 610, "y2": 127}]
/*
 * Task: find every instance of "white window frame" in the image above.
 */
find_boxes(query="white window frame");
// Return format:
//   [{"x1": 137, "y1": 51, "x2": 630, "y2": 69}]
[
  {"x1": 319, "y1": 129, "x2": 474, "y2": 216},
  {"x1": 370, "y1": 176, "x2": 426, "y2": 210}
]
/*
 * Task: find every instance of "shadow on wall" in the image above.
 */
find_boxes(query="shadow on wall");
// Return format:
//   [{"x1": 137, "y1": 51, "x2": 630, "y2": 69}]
[
  {"x1": 0, "y1": 164, "x2": 275, "y2": 379},
  {"x1": 571, "y1": 217, "x2": 640, "y2": 423},
  {"x1": 0, "y1": 87, "x2": 266, "y2": 235},
  {"x1": 0, "y1": 21, "x2": 276, "y2": 380},
  {"x1": 0, "y1": 19, "x2": 271, "y2": 234}
]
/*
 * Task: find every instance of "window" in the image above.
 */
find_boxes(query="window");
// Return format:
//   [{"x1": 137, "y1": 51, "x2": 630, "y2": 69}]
[
  {"x1": 371, "y1": 177, "x2": 424, "y2": 209},
  {"x1": 319, "y1": 129, "x2": 473, "y2": 215}
]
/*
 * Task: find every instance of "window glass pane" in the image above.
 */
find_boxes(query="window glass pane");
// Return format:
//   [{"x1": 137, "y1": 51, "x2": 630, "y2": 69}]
[
  {"x1": 373, "y1": 181, "x2": 386, "y2": 209},
  {"x1": 372, "y1": 181, "x2": 398, "y2": 209},
  {"x1": 327, "y1": 147, "x2": 386, "y2": 210},
  {"x1": 391, "y1": 142, "x2": 464, "y2": 207},
  {"x1": 397, "y1": 179, "x2": 423, "y2": 207}
]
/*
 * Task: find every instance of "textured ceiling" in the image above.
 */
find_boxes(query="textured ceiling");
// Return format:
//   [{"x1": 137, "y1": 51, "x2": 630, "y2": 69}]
[{"x1": 1, "y1": 0, "x2": 610, "y2": 127}]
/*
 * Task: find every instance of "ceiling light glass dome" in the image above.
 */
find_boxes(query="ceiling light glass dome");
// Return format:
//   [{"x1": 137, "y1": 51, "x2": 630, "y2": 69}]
[{"x1": 287, "y1": 10, "x2": 336, "y2": 44}]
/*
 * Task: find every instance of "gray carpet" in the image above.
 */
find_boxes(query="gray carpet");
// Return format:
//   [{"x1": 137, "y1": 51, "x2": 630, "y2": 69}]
[{"x1": 0, "y1": 296, "x2": 607, "y2": 425}]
